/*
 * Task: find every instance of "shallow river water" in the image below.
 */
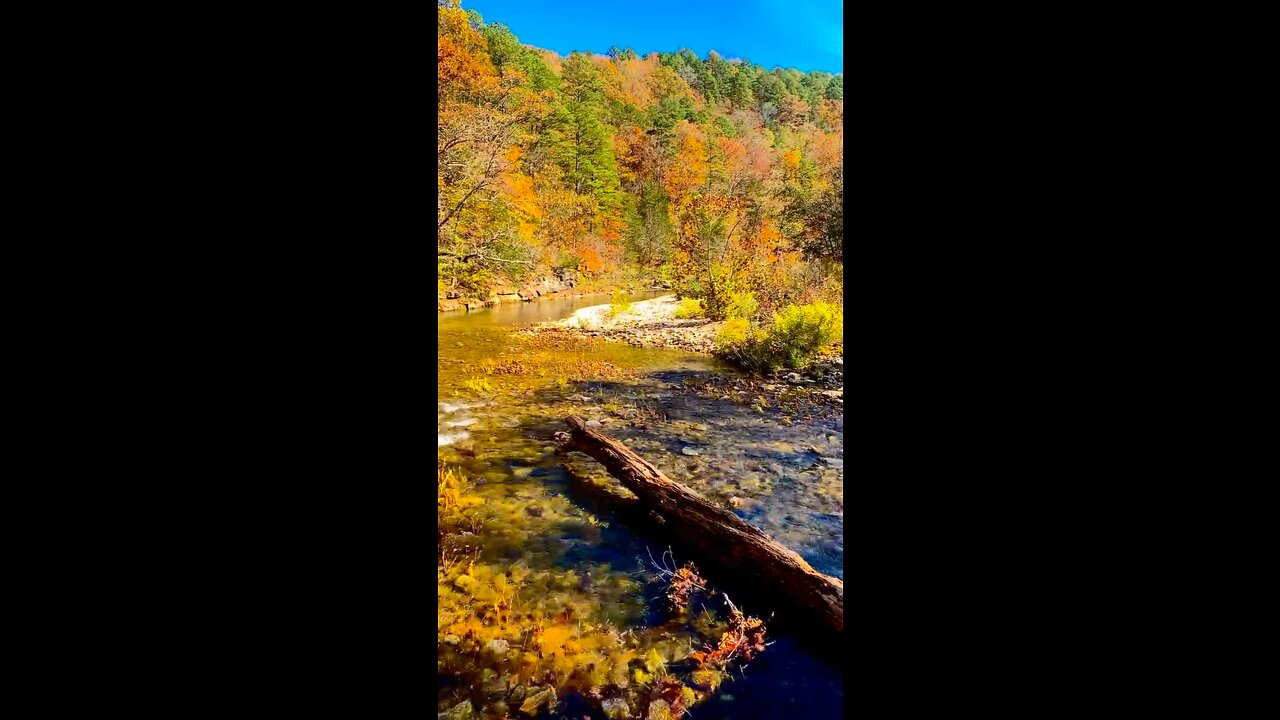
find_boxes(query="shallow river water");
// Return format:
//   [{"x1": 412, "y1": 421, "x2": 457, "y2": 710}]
[{"x1": 438, "y1": 293, "x2": 843, "y2": 719}]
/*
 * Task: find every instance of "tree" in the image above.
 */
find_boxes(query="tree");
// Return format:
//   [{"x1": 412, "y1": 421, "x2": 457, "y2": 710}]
[
  {"x1": 825, "y1": 75, "x2": 844, "y2": 101},
  {"x1": 481, "y1": 23, "x2": 558, "y2": 92},
  {"x1": 557, "y1": 53, "x2": 621, "y2": 209},
  {"x1": 727, "y1": 67, "x2": 754, "y2": 109}
]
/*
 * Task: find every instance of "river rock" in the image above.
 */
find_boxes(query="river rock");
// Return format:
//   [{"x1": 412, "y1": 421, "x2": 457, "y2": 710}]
[
  {"x1": 518, "y1": 287, "x2": 537, "y2": 301},
  {"x1": 681, "y1": 447, "x2": 701, "y2": 456},
  {"x1": 519, "y1": 687, "x2": 556, "y2": 716},
  {"x1": 441, "y1": 700, "x2": 472, "y2": 720},
  {"x1": 438, "y1": 299, "x2": 462, "y2": 312},
  {"x1": 601, "y1": 698, "x2": 630, "y2": 719},
  {"x1": 646, "y1": 699, "x2": 673, "y2": 720}
]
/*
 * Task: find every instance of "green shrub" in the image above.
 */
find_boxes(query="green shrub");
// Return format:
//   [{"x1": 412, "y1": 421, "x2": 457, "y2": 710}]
[
  {"x1": 715, "y1": 317, "x2": 752, "y2": 347},
  {"x1": 768, "y1": 301, "x2": 843, "y2": 369},
  {"x1": 698, "y1": 264, "x2": 740, "y2": 320},
  {"x1": 713, "y1": 301, "x2": 843, "y2": 373},
  {"x1": 673, "y1": 298, "x2": 703, "y2": 319},
  {"x1": 607, "y1": 289, "x2": 632, "y2": 318},
  {"x1": 713, "y1": 318, "x2": 783, "y2": 373},
  {"x1": 725, "y1": 291, "x2": 758, "y2": 320}
]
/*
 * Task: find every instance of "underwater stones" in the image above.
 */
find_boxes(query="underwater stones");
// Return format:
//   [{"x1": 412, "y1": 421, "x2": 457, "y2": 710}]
[
  {"x1": 601, "y1": 697, "x2": 631, "y2": 719},
  {"x1": 822, "y1": 457, "x2": 844, "y2": 469},
  {"x1": 485, "y1": 639, "x2": 509, "y2": 656},
  {"x1": 439, "y1": 401, "x2": 478, "y2": 414},
  {"x1": 518, "y1": 686, "x2": 556, "y2": 715},
  {"x1": 438, "y1": 430, "x2": 472, "y2": 447},
  {"x1": 443, "y1": 633, "x2": 462, "y2": 645},
  {"x1": 441, "y1": 700, "x2": 473, "y2": 719},
  {"x1": 585, "y1": 419, "x2": 603, "y2": 429},
  {"x1": 646, "y1": 699, "x2": 673, "y2": 720},
  {"x1": 680, "y1": 447, "x2": 701, "y2": 456},
  {"x1": 510, "y1": 467, "x2": 533, "y2": 480}
]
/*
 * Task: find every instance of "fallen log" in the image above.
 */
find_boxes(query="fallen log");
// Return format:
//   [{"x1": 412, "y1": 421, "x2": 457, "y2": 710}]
[{"x1": 554, "y1": 416, "x2": 844, "y2": 633}]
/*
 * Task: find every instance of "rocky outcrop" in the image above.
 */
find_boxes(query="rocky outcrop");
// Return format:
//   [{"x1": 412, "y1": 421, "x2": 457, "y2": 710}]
[{"x1": 437, "y1": 275, "x2": 604, "y2": 312}]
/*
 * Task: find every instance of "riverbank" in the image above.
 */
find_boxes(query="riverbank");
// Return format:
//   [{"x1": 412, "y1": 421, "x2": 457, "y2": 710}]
[
  {"x1": 537, "y1": 295, "x2": 722, "y2": 353},
  {"x1": 438, "y1": 270, "x2": 675, "y2": 312},
  {"x1": 522, "y1": 294, "x2": 843, "y2": 388}
]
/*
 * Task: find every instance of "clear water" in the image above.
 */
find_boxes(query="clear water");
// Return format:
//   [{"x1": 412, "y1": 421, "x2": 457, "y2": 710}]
[{"x1": 438, "y1": 293, "x2": 843, "y2": 718}]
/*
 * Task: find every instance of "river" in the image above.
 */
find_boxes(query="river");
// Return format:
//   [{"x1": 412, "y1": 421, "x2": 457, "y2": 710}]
[{"x1": 438, "y1": 293, "x2": 843, "y2": 719}]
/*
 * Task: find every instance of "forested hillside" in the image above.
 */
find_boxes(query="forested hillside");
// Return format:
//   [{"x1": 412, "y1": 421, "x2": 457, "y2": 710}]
[{"x1": 438, "y1": 0, "x2": 843, "y2": 318}]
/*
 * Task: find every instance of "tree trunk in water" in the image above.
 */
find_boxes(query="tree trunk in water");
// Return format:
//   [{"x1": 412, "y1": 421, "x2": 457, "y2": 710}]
[{"x1": 554, "y1": 416, "x2": 843, "y2": 633}]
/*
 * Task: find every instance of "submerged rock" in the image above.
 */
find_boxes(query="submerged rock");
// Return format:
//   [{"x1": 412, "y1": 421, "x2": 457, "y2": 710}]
[
  {"x1": 519, "y1": 686, "x2": 556, "y2": 715},
  {"x1": 601, "y1": 697, "x2": 631, "y2": 719},
  {"x1": 441, "y1": 700, "x2": 472, "y2": 719},
  {"x1": 646, "y1": 699, "x2": 673, "y2": 720}
]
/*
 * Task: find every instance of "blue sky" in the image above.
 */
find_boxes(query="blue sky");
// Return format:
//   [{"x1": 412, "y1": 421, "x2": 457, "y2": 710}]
[{"x1": 463, "y1": 0, "x2": 843, "y2": 75}]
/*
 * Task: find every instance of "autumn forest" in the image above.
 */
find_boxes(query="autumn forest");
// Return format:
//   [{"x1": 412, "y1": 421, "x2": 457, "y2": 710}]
[{"x1": 438, "y1": 0, "x2": 843, "y2": 315}]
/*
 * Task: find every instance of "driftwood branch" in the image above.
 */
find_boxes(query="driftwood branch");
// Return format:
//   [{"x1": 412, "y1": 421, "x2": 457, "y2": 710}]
[{"x1": 554, "y1": 416, "x2": 843, "y2": 633}]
